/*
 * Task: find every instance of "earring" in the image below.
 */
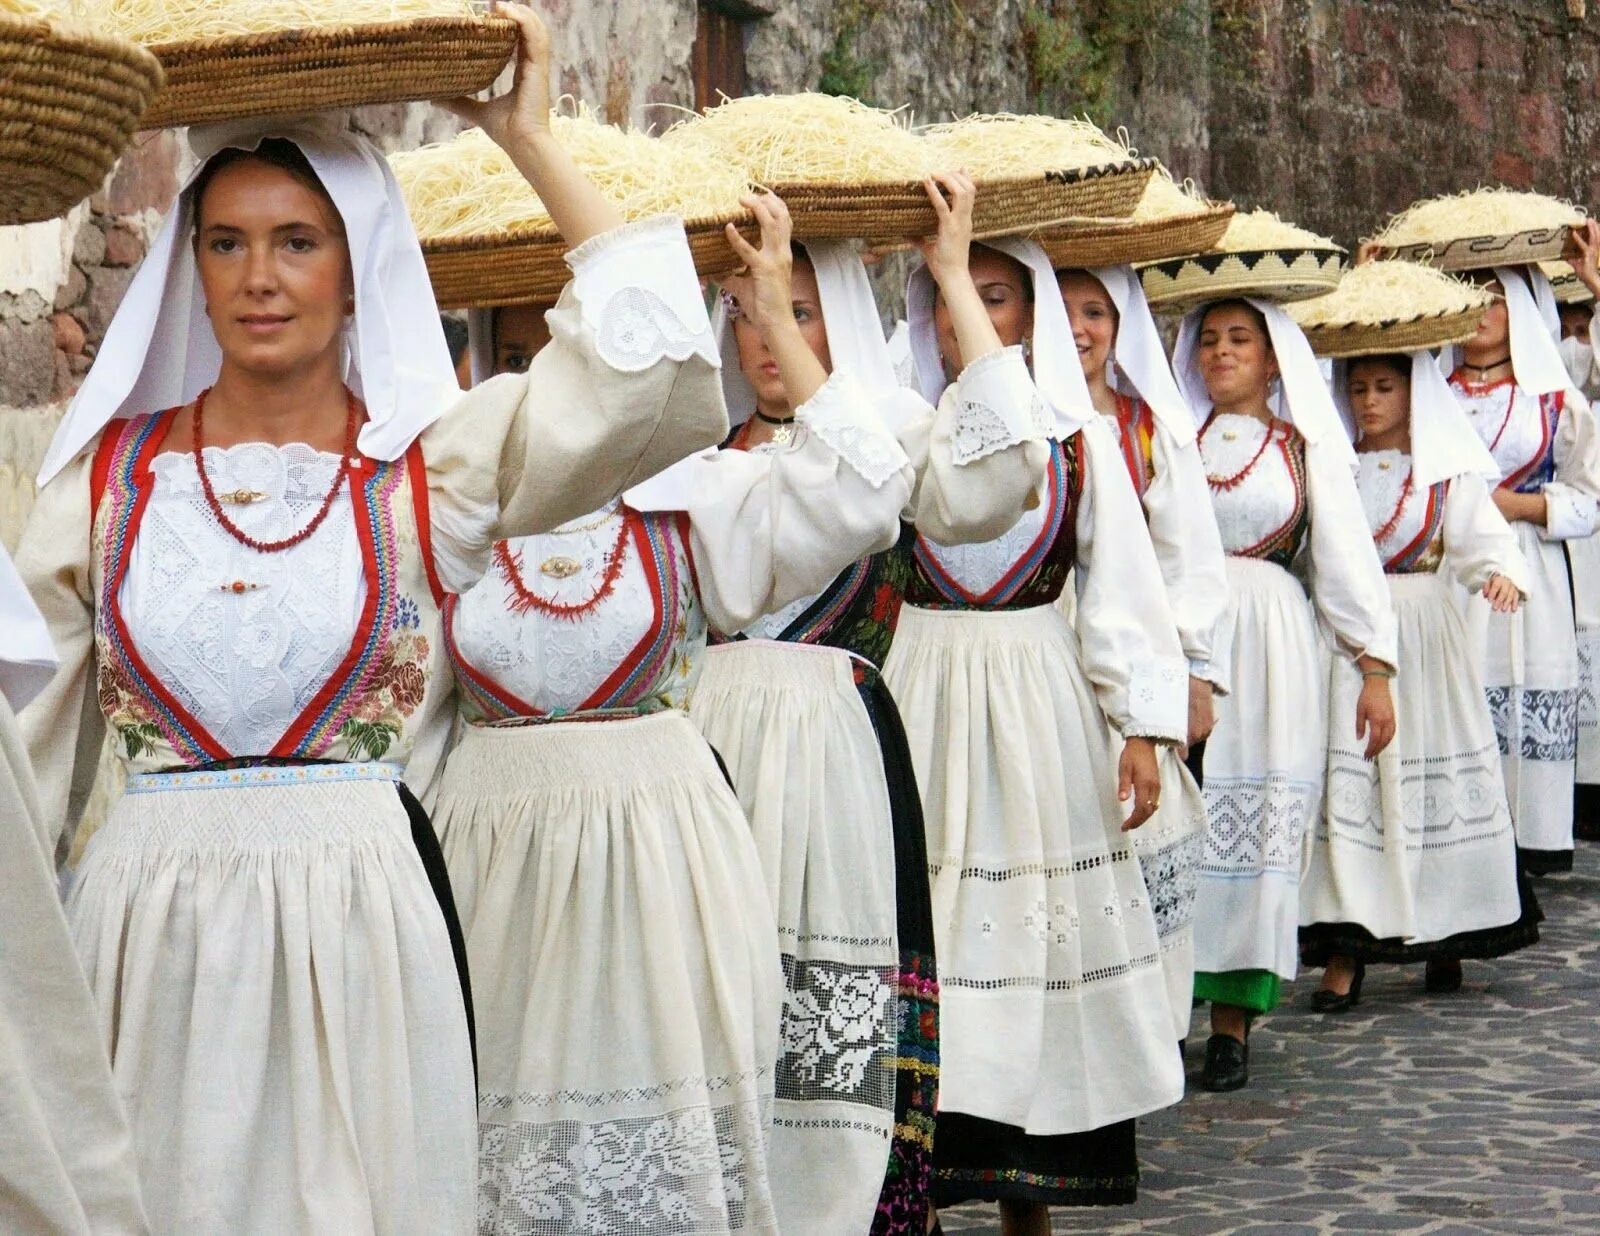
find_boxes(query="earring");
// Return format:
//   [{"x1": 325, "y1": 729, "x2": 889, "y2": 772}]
[
  {"x1": 344, "y1": 298, "x2": 355, "y2": 316},
  {"x1": 1022, "y1": 336, "x2": 1034, "y2": 364}
]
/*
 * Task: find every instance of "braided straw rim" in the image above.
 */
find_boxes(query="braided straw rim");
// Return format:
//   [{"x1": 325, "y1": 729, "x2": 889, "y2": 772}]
[
  {"x1": 1299, "y1": 308, "x2": 1487, "y2": 359},
  {"x1": 1542, "y1": 262, "x2": 1594, "y2": 305},
  {"x1": 1036, "y1": 200, "x2": 1235, "y2": 268},
  {"x1": 1139, "y1": 246, "x2": 1346, "y2": 312},
  {"x1": 0, "y1": 16, "x2": 164, "y2": 226},
  {"x1": 140, "y1": 17, "x2": 516, "y2": 129}
]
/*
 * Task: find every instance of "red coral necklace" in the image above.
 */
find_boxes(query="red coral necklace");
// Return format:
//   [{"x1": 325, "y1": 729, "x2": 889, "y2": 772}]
[
  {"x1": 1369, "y1": 464, "x2": 1415, "y2": 545},
  {"x1": 495, "y1": 511, "x2": 633, "y2": 619},
  {"x1": 1201, "y1": 412, "x2": 1275, "y2": 491}
]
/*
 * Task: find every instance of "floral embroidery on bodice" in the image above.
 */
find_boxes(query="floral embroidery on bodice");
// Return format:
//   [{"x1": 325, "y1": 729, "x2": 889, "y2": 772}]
[
  {"x1": 446, "y1": 503, "x2": 701, "y2": 721},
  {"x1": 1356, "y1": 449, "x2": 1446, "y2": 575},
  {"x1": 1104, "y1": 392, "x2": 1155, "y2": 499},
  {"x1": 1200, "y1": 413, "x2": 1308, "y2": 567},
  {"x1": 1448, "y1": 376, "x2": 1561, "y2": 493},
  {"x1": 123, "y1": 445, "x2": 363, "y2": 757},
  {"x1": 905, "y1": 436, "x2": 1079, "y2": 610}
]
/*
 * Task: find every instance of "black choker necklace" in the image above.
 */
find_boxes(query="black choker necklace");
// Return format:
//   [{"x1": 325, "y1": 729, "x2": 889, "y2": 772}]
[
  {"x1": 1461, "y1": 354, "x2": 1512, "y2": 377},
  {"x1": 754, "y1": 409, "x2": 796, "y2": 443}
]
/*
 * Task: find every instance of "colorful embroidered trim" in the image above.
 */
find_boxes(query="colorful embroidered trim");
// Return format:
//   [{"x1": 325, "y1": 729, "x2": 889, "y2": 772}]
[
  {"x1": 127, "y1": 762, "x2": 400, "y2": 793},
  {"x1": 1383, "y1": 479, "x2": 1447, "y2": 574}
]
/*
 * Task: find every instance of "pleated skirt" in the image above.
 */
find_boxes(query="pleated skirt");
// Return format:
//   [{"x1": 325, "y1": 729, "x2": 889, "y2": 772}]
[
  {"x1": 70, "y1": 763, "x2": 477, "y2": 1235},
  {"x1": 434, "y1": 710, "x2": 782, "y2": 1235}
]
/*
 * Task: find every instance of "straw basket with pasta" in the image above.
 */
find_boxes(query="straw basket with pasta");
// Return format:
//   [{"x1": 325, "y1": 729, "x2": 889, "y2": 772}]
[
  {"x1": 1139, "y1": 208, "x2": 1346, "y2": 311},
  {"x1": 1287, "y1": 260, "x2": 1493, "y2": 359},
  {"x1": 1368, "y1": 189, "x2": 1587, "y2": 272},
  {"x1": 1035, "y1": 167, "x2": 1235, "y2": 268}
]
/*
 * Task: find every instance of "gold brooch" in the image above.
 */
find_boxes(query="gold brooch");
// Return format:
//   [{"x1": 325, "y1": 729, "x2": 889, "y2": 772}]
[
  {"x1": 217, "y1": 488, "x2": 268, "y2": 504},
  {"x1": 540, "y1": 556, "x2": 583, "y2": 579}
]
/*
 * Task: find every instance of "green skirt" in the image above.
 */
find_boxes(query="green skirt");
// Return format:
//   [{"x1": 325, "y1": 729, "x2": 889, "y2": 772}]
[{"x1": 1194, "y1": 969, "x2": 1281, "y2": 1014}]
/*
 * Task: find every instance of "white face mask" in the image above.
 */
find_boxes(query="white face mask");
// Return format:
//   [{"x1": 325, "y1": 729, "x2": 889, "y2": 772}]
[{"x1": 1557, "y1": 334, "x2": 1596, "y2": 389}]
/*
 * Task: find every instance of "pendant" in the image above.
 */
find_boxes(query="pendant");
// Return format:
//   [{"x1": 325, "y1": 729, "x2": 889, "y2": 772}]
[
  {"x1": 540, "y1": 556, "x2": 583, "y2": 579},
  {"x1": 217, "y1": 579, "x2": 263, "y2": 594},
  {"x1": 772, "y1": 424, "x2": 794, "y2": 445}
]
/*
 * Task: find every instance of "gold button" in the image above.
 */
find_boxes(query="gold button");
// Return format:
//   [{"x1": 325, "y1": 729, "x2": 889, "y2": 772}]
[
  {"x1": 1222, "y1": 430, "x2": 1238, "y2": 442},
  {"x1": 1378, "y1": 459, "x2": 1392, "y2": 471}
]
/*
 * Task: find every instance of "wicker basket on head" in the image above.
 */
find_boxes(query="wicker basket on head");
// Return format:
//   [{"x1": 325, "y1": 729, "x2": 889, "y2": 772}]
[
  {"x1": 1368, "y1": 189, "x2": 1586, "y2": 272},
  {"x1": 138, "y1": 16, "x2": 516, "y2": 129},
  {"x1": 1542, "y1": 260, "x2": 1595, "y2": 306},
  {"x1": 1285, "y1": 260, "x2": 1493, "y2": 359},
  {"x1": 0, "y1": 14, "x2": 163, "y2": 225},
  {"x1": 1139, "y1": 209, "x2": 1345, "y2": 311},
  {"x1": 1036, "y1": 175, "x2": 1235, "y2": 268}
]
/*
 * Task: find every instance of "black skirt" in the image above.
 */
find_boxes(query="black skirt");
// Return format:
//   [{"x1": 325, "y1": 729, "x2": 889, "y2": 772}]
[
  {"x1": 933, "y1": 1112, "x2": 1138, "y2": 1208},
  {"x1": 859, "y1": 669, "x2": 941, "y2": 1236}
]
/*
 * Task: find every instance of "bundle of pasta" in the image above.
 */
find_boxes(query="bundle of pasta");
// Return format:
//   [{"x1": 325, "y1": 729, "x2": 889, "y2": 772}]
[{"x1": 1369, "y1": 188, "x2": 1587, "y2": 272}]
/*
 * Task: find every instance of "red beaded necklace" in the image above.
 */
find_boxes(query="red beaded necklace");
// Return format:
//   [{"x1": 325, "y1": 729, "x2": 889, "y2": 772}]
[
  {"x1": 193, "y1": 386, "x2": 360, "y2": 555},
  {"x1": 494, "y1": 512, "x2": 633, "y2": 620},
  {"x1": 1201, "y1": 412, "x2": 1276, "y2": 492},
  {"x1": 1368, "y1": 465, "x2": 1415, "y2": 545}
]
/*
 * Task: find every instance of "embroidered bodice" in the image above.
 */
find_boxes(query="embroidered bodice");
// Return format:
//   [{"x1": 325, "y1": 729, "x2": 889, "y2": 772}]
[
  {"x1": 1448, "y1": 375, "x2": 1561, "y2": 494},
  {"x1": 1199, "y1": 413, "x2": 1308, "y2": 568},
  {"x1": 446, "y1": 503, "x2": 701, "y2": 721},
  {"x1": 1103, "y1": 392, "x2": 1156, "y2": 499},
  {"x1": 1355, "y1": 450, "x2": 1446, "y2": 575},
  {"x1": 905, "y1": 436, "x2": 1079, "y2": 610}
]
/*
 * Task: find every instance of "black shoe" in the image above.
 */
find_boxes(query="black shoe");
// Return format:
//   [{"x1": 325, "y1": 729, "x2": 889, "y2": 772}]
[
  {"x1": 1310, "y1": 960, "x2": 1365, "y2": 1013},
  {"x1": 1200, "y1": 1032, "x2": 1249, "y2": 1092},
  {"x1": 1424, "y1": 958, "x2": 1462, "y2": 993}
]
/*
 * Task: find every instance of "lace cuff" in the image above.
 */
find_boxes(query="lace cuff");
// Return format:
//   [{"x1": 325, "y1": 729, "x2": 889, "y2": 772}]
[
  {"x1": 1542, "y1": 482, "x2": 1600, "y2": 542},
  {"x1": 949, "y1": 346, "x2": 1053, "y2": 466},
  {"x1": 796, "y1": 373, "x2": 912, "y2": 489},
  {"x1": 1125, "y1": 656, "x2": 1190, "y2": 741},
  {"x1": 567, "y1": 215, "x2": 719, "y2": 374}
]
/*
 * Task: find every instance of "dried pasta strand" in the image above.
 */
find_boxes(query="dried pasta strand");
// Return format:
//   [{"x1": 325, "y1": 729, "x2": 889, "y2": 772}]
[
  {"x1": 1371, "y1": 188, "x2": 1585, "y2": 248},
  {"x1": 920, "y1": 112, "x2": 1136, "y2": 176},
  {"x1": 1217, "y1": 207, "x2": 1338, "y2": 252},
  {"x1": 71, "y1": 0, "x2": 480, "y2": 44},
  {"x1": 1288, "y1": 259, "x2": 1491, "y2": 330}
]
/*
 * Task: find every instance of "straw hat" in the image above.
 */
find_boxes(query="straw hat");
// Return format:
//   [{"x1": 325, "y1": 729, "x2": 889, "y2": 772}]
[
  {"x1": 1367, "y1": 188, "x2": 1585, "y2": 272},
  {"x1": 1542, "y1": 260, "x2": 1596, "y2": 306},
  {"x1": 1285, "y1": 260, "x2": 1493, "y2": 358},
  {"x1": 1037, "y1": 170, "x2": 1234, "y2": 268},
  {"x1": 1138, "y1": 208, "x2": 1345, "y2": 311},
  {"x1": 95, "y1": 1, "x2": 516, "y2": 129},
  {"x1": 393, "y1": 115, "x2": 754, "y2": 310},
  {"x1": 663, "y1": 98, "x2": 1158, "y2": 243},
  {"x1": 0, "y1": 11, "x2": 163, "y2": 225}
]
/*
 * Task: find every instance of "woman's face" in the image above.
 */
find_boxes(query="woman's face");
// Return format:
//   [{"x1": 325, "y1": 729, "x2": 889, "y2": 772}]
[
  {"x1": 1197, "y1": 303, "x2": 1279, "y2": 407},
  {"x1": 493, "y1": 304, "x2": 552, "y2": 376},
  {"x1": 934, "y1": 245, "x2": 1032, "y2": 374},
  {"x1": 195, "y1": 157, "x2": 353, "y2": 381},
  {"x1": 1347, "y1": 359, "x2": 1411, "y2": 442},
  {"x1": 1559, "y1": 302, "x2": 1592, "y2": 342},
  {"x1": 1467, "y1": 278, "x2": 1510, "y2": 353},
  {"x1": 1057, "y1": 269, "x2": 1118, "y2": 382},
  {"x1": 731, "y1": 257, "x2": 831, "y2": 406}
]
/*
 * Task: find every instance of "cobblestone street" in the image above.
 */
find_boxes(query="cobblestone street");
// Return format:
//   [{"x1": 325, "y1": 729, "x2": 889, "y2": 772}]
[{"x1": 945, "y1": 846, "x2": 1600, "y2": 1235}]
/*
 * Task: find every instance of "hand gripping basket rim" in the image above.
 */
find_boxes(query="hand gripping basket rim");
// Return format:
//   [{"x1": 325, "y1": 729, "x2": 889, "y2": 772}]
[
  {"x1": 1035, "y1": 200, "x2": 1235, "y2": 269},
  {"x1": 138, "y1": 16, "x2": 517, "y2": 130},
  {"x1": 0, "y1": 16, "x2": 164, "y2": 226},
  {"x1": 1139, "y1": 245, "x2": 1347, "y2": 312}
]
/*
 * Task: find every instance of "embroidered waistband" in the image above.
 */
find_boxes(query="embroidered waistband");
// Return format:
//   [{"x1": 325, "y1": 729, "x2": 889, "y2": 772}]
[{"x1": 127, "y1": 762, "x2": 402, "y2": 794}]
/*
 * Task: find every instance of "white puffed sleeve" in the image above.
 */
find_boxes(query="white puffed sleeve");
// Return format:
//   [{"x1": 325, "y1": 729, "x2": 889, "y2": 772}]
[
  {"x1": 1441, "y1": 472, "x2": 1531, "y2": 595},
  {"x1": 14, "y1": 454, "x2": 101, "y2": 856},
  {"x1": 421, "y1": 216, "x2": 729, "y2": 592},
  {"x1": 900, "y1": 347, "x2": 1052, "y2": 546},
  {"x1": 1301, "y1": 438, "x2": 1398, "y2": 667},
  {"x1": 1541, "y1": 387, "x2": 1600, "y2": 542},
  {"x1": 1072, "y1": 418, "x2": 1189, "y2": 742},
  {"x1": 1143, "y1": 424, "x2": 1231, "y2": 693},
  {"x1": 682, "y1": 372, "x2": 913, "y2": 636}
]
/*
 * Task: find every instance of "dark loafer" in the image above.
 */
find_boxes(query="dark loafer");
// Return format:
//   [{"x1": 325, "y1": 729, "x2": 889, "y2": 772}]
[
  {"x1": 1310, "y1": 961, "x2": 1365, "y2": 1013},
  {"x1": 1424, "y1": 958, "x2": 1463, "y2": 993},
  {"x1": 1200, "y1": 1032, "x2": 1249, "y2": 1092}
]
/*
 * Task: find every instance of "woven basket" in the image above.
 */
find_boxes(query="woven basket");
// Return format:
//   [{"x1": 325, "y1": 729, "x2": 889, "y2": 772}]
[
  {"x1": 1546, "y1": 266, "x2": 1594, "y2": 306},
  {"x1": 773, "y1": 157, "x2": 1157, "y2": 242},
  {"x1": 1299, "y1": 307, "x2": 1487, "y2": 359},
  {"x1": 1037, "y1": 201, "x2": 1234, "y2": 269},
  {"x1": 140, "y1": 17, "x2": 516, "y2": 129},
  {"x1": 423, "y1": 217, "x2": 755, "y2": 309},
  {"x1": 0, "y1": 17, "x2": 164, "y2": 226},
  {"x1": 1373, "y1": 226, "x2": 1581, "y2": 273},
  {"x1": 1140, "y1": 246, "x2": 1346, "y2": 312}
]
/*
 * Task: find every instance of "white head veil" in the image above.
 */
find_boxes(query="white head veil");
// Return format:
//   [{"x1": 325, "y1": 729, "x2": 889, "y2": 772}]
[
  {"x1": 1076, "y1": 264, "x2": 1195, "y2": 445},
  {"x1": 467, "y1": 307, "x2": 496, "y2": 387},
  {"x1": 905, "y1": 236, "x2": 1093, "y2": 438},
  {"x1": 38, "y1": 116, "x2": 459, "y2": 485},
  {"x1": 1331, "y1": 351, "x2": 1500, "y2": 488},
  {"x1": 627, "y1": 238, "x2": 914, "y2": 510},
  {"x1": 1437, "y1": 265, "x2": 1570, "y2": 397},
  {"x1": 1172, "y1": 296, "x2": 1356, "y2": 465},
  {"x1": 0, "y1": 547, "x2": 56, "y2": 712}
]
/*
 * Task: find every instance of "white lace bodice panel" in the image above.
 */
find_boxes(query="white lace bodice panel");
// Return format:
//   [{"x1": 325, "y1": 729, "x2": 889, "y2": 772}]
[
  {"x1": 1450, "y1": 380, "x2": 1546, "y2": 483},
  {"x1": 1200, "y1": 414, "x2": 1302, "y2": 556},
  {"x1": 120, "y1": 445, "x2": 364, "y2": 757},
  {"x1": 449, "y1": 503, "x2": 702, "y2": 717},
  {"x1": 918, "y1": 498, "x2": 1050, "y2": 597},
  {"x1": 1356, "y1": 450, "x2": 1428, "y2": 564}
]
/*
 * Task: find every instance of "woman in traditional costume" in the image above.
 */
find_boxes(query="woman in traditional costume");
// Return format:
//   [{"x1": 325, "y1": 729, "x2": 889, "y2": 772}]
[
  {"x1": 1055, "y1": 262, "x2": 1227, "y2": 1045},
  {"x1": 1172, "y1": 297, "x2": 1396, "y2": 1091},
  {"x1": 1300, "y1": 327, "x2": 1539, "y2": 1003},
  {"x1": 893, "y1": 234, "x2": 1190, "y2": 1234},
  {"x1": 16, "y1": 11, "x2": 729, "y2": 1231},
  {"x1": 682, "y1": 174, "x2": 1048, "y2": 1236}
]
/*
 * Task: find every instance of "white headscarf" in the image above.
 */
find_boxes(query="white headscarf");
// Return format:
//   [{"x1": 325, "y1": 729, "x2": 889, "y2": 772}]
[
  {"x1": 38, "y1": 116, "x2": 459, "y2": 486},
  {"x1": 1331, "y1": 352, "x2": 1500, "y2": 488},
  {"x1": 0, "y1": 546, "x2": 56, "y2": 712},
  {"x1": 905, "y1": 236, "x2": 1094, "y2": 438},
  {"x1": 1437, "y1": 265, "x2": 1570, "y2": 397},
  {"x1": 1077, "y1": 264, "x2": 1194, "y2": 446},
  {"x1": 467, "y1": 307, "x2": 496, "y2": 386},
  {"x1": 627, "y1": 238, "x2": 915, "y2": 510},
  {"x1": 1173, "y1": 296, "x2": 1355, "y2": 465}
]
